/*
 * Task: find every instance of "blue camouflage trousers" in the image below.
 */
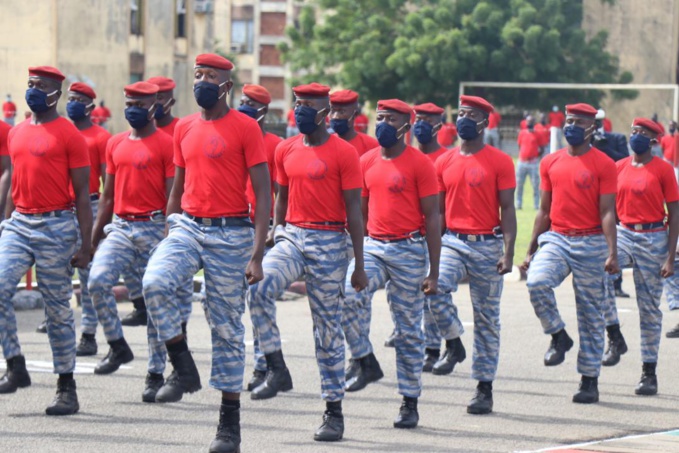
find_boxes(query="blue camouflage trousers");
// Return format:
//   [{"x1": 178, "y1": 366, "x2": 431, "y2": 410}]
[
  {"x1": 437, "y1": 233, "x2": 502, "y2": 382},
  {"x1": 250, "y1": 224, "x2": 348, "y2": 402},
  {"x1": 0, "y1": 211, "x2": 78, "y2": 373},
  {"x1": 602, "y1": 227, "x2": 667, "y2": 362},
  {"x1": 527, "y1": 231, "x2": 608, "y2": 377},
  {"x1": 663, "y1": 255, "x2": 679, "y2": 310},
  {"x1": 342, "y1": 237, "x2": 428, "y2": 397},
  {"x1": 144, "y1": 213, "x2": 253, "y2": 392},
  {"x1": 78, "y1": 201, "x2": 151, "y2": 335}
]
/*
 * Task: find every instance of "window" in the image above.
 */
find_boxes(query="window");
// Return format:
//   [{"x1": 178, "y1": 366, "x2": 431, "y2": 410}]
[
  {"x1": 129, "y1": 73, "x2": 144, "y2": 83},
  {"x1": 176, "y1": 0, "x2": 186, "y2": 38},
  {"x1": 130, "y1": 0, "x2": 143, "y2": 35},
  {"x1": 231, "y1": 20, "x2": 254, "y2": 54}
]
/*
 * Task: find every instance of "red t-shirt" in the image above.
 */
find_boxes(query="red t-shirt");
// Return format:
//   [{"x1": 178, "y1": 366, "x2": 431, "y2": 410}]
[
  {"x1": 616, "y1": 157, "x2": 679, "y2": 225},
  {"x1": 354, "y1": 114, "x2": 369, "y2": 133},
  {"x1": 361, "y1": 146, "x2": 438, "y2": 238},
  {"x1": 540, "y1": 147, "x2": 617, "y2": 233},
  {"x1": 519, "y1": 119, "x2": 527, "y2": 130},
  {"x1": 158, "y1": 117, "x2": 180, "y2": 137},
  {"x1": 437, "y1": 123, "x2": 457, "y2": 148},
  {"x1": 79, "y1": 124, "x2": 110, "y2": 195},
  {"x1": 175, "y1": 110, "x2": 267, "y2": 218},
  {"x1": 517, "y1": 129, "x2": 539, "y2": 161},
  {"x1": 549, "y1": 111, "x2": 565, "y2": 128},
  {"x1": 488, "y1": 112, "x2": 501, "y2": 130},
  {"x1": 661, "y1": 134, "x2": 675, "y2": 163},
  {"x1": 2, "y1": 101, "x2": 16, "y2": 119},
  {"x1": 0, "y1": 121, "x2": 11, "y2": 156},
  {"x1": 246, "y1": 131, "x2": 282, "y2": 220},
  {"x1": 423, "y1": 146, "x2": 448, "y2": 163},
  {"x1": 534, "y1": 123, "x2": 550, "y2": 147},
  {"x1": 106, "y1": 130, "x2": 174, "y2": 216},
  {"x1": 436, "y1": 145, "x2": 515, "y2": 234},
  {"x1": 276, "y1": 134, "x2": 362, "y2": 227},
  {"x1": 603, "y1": 118, "x2": 612, "y2": 133},
  {"x1": 8, "y1": 117, "x2": 89, "y2": 213},
  {"x1": 347, "y1": 132, "x2": 379, "y2": 157}
]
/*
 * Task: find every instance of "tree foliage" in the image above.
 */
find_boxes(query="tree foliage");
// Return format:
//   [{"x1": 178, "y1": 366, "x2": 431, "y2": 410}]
[{"x1": 278, "y1": 0, "x2": 635, "y2": 109}]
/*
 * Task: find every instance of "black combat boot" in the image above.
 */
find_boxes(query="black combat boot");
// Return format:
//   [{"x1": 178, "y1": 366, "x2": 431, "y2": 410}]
[
  {"x1": 572, "y1": 375, "x2": 599, "y2": 404},
  {"x1": 544, "y1": 329, "x2": 574, "y2": 366},
  {"x1": 209, "y1": 401, "x2": 241, "y2": 452},
  {"x1": 635, "y1": 362, "x2": 658, "y2": 396},
  {"x1": 45, "y1": 375, "x2": 79, "y2": 416},
  {"x1": 467, "y1": 381, "x2": 493, "y2": 414},
  {"x1": 432, "y1": 338, "x2": 466, "y2": 375},
  {"x1": 345, "y1": 352, "x2": 384, "y2": 392},
  {"x1": 155, "y1": 342, "x2": 202, "y2": 403},
  {"x1": 314, "y1": 401, "x2": 344, "y2": 442},
  {"x1": 94, "y1": 337, "x2": 134, "y2": 375},
  {"x1": 393, "y1": 396, "x2": 418, "y2": 429},
  {"x1": 250, "y1": 350, "x2": 293, "y2": 400},
  {"x1": 602, "y1": 324, "x2": 628, "y2": 366},
  {"x1": 0, "y1": 355, "x2": 31, "y2": 394}
]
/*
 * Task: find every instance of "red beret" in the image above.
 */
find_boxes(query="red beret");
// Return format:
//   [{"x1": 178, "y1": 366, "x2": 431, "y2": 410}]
[
  {"x1": 68, "y1": 82, "x2": 96, "y2": 100},
  {"x1": 124, "y1": 81, "x2": 159, "y2": 98},
  {"x1": 377, "y1": 99, "x2": 412, "y2": 115},
  {"x1": 330, "y1": 89, "x2": 359, "y2": 105},
  {"x1": 566, "y1": 103, "x2": 597, "y2": 118},
  {"x1": 195, "y1": 53, "x2": 234, "y2": 70},
  {"x1": 242, "y1": 84, "x2": 271, "y2": 105},
  {"x1": 414, "y1": 103, "x2": 444, "y2": 115},
  {"x1": 459, "y1": 95, "x2": 494, "y2": 114},
  {"x1": 632, "y1": 117, "x2": 664, "y2": 135},
  {"x1": 28, "y1": 66, "x2": 65, "y2": 82},
  {"x1": 293, "y1": 82, "x2": 331, "y2": 98},
  {"x1": 147, "y1": 76, "x2": 176, "y2": 92}
]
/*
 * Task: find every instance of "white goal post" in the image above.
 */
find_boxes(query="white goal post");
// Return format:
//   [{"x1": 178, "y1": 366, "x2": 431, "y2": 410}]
[{"x1": 459, "y1": 81, "x2": 679, "y2": 154}]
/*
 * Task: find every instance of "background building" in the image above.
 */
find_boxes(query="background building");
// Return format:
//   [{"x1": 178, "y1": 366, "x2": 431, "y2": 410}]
[{"x1": 0, "y1": 0, "x2": 300, "y2": 133}]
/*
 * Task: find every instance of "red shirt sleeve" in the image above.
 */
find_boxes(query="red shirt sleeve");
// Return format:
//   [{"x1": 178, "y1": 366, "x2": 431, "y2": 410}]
[
  {"x1": 497, "y1": 154, "x2": 516, "y2": 190},
  {"x1": 662, "y1": 162, "x2": 679, "y2": 203},
  {"x1": 599, "y1": 156, "x2": 617, "y2": 194},
  {"x1": 274, "y1": 142, "x2": 288, "y2": 186},
  {"x1": 539, "y1": 157, "x2": 552, "y2": 192},
  {"x1": 339, "y1": 144, "x2": 362, "y2": 191},
  {"x1": 417, "y1": 157, "x2": 439, "y2": 198},
  {"x1": 173, "y1": 121, "x2": 186, "y2": 168},
  {"x1": 435, "y1": 154, "x2": 446, "y2": 193},
  {"x1": 67, "y1": 129, "x2": 90, "y2": 169},
  {"x1": 242, "y1": 120, "x2": 267, "y2": 169},
  {"x1": 162, "y1": 135, "x2": 175, "y2": 178},
  {"x1": 105, "y1": 136, "x2": 117, "y2": 175}
]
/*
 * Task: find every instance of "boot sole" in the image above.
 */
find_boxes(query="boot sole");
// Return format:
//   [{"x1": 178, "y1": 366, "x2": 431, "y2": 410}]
[
  {"x1": 467, "y1": 405, "x2": 493, "y2": 415},
  {"x1": 393, "y1": 422, "x2": 418, "y2": 429},
  {"x1": 314, "y1": 433, "x2": 343, "y2": 442},
  {"x1": 250, "y1": 383, "x2": 292, "y2": 400},
  {"x1": 345, "y1": 372, "x2": 383, "y2": 392},
  {"x1": 635, "y1": 388, "x2": 658, "y2": 396},
  {"x1": 572, "y1": 396, "x2": 599, "y2": 404},
  {"x1": 210, "y1": 447, "x2": 241, "y2": 453},
  {"x1": 46, "y1": 403, "x2": 80, "y2": 416}
]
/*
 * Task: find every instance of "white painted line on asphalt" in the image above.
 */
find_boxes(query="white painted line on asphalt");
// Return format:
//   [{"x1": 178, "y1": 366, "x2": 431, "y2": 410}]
[
  {"x1": 519, "y1": 428, "x2": 679, "y2": 452},
  {"x1": 0, "y1": 360, "x2": 133, "y2": 374}
]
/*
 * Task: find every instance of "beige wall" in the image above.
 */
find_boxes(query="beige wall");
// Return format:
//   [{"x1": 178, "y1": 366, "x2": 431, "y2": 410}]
[
  {"x1": 583, "y1": 0, "x2": 679, "y2": 132},
  {"x1": 0, "y1": 0, "x2": 55, "y2": 121}
]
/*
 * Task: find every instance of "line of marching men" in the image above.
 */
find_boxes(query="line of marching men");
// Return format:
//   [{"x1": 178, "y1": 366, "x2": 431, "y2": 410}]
[{"x1": 0, "y1": 53, "x2": 677, "y2": 453}]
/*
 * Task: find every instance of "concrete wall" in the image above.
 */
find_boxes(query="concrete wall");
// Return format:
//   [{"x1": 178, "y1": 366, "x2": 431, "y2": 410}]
[{"x1": 583, "y1": 0, "x2": 679, "y2": 132}]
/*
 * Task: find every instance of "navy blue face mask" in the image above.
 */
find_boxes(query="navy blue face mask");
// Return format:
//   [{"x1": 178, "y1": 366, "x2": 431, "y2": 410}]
[
  {"x1": 413, "y1": 120, "x2": 438, "y2": 145},
  {"x1": 25, "y1": 88, "x2": 58, "y2": 113},
  {"x1": 456, "y1": 117, "x2": 483, "y2": 141},
  {"x1": 564, "y1": 124, "x2": 590, "y2": 146},
  {"x1": 193, "y1": 81, "x2": 226, "y2": 110},
  {"x1": 237, "y1": 104, "x2": 265, "y2": 122},
  {"x1": 154, "y1": 99, "x2": 173, "y2": 120},
  {"x1": 295, "y1": 106, "x2": 326, "y2": 135},
  {"x1": 125, "y1": 106, "x2": 152, "y2": 129},
  {"x1": 330, "y1": 118, "x2": 350, "y2": 136},
  {"x1": 629, "y1": 133, "x2": 653, "y2": 154},
  {"x1": 66, "y1": 101, "x2": 91, "y2": 121},
  {"x1": 376, "y1": 122, "x2": 408, "y2": 148}
]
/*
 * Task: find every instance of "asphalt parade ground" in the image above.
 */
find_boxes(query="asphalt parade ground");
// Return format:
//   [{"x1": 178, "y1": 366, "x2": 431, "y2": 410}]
[{"x1": 2, "y1": 276, "x2": 679, "y2": 453}]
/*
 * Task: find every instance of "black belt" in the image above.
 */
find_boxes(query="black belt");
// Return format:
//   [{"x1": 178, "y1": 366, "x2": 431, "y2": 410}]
[
  {"x1": 447, "y1": 230, "x2": 497, "y2": 242},
  {"x1": 183, "y1": 212, "x2": 253, "y2": 228},
  {"x1": 89, "y1": 193, "x2": 100, "y2": 201},
  {"x1": 371, "y1": 232, "x2": 422, "y2": 243},
  {"x1": 118, "y1": 210, "x2": 164, "y2": 222},
  {"x1": 20, "y1": 210, "x2": 69, "y2": 218},
  {"x1": 623, "y1": 222, "x2": 665, "y2": 231}
]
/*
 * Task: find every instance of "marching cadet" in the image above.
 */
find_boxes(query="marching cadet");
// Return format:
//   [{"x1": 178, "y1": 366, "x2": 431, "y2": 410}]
[
  {"x1": 523, "y1": 103, "x2": 619, "y2": 404},
  {"x1": 142, "y1": 53, "x2": 270, "y2": 453},
  {"x1": 600, "y1": 118, "x2": 678, "y2": 394},
  {"x1": 248, "y1": 82, "x2": 367, "y2": 442},
  {"x1": 0, "y1": 66, "x2": 92, "y2": 416}
]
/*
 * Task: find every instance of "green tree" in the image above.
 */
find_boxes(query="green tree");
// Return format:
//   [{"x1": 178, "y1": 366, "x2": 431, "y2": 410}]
[{"x1": 278, "y1": 0, "x2": 635, "y2": 109}]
